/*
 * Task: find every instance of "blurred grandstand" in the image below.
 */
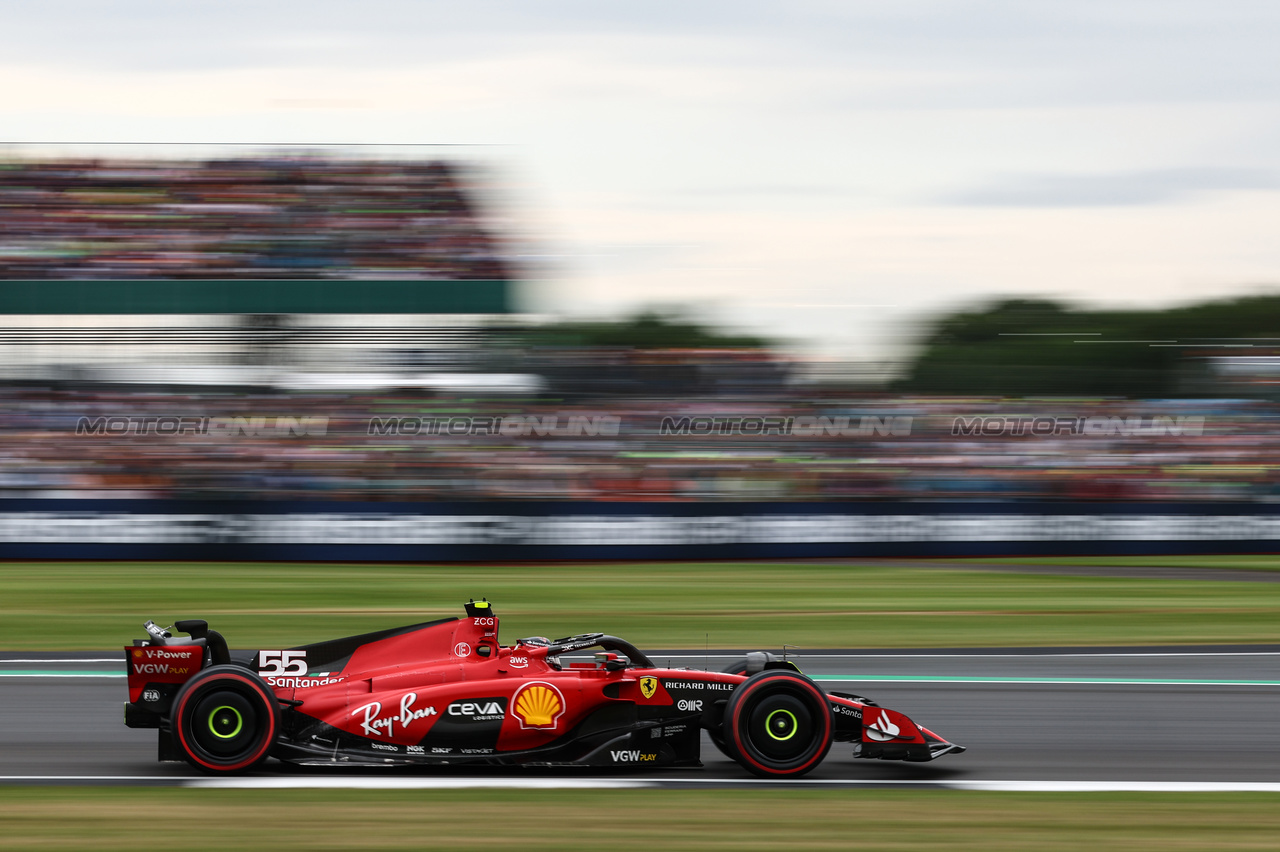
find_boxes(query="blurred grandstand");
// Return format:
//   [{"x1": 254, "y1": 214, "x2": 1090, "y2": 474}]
[
  {"x1": 0, "y1": 152, "x2": 518, "y2": 387},
  {"x1": 0, "y1": 156, "x2": 505, "y2": 281},
  {"x1": 2, "y1": 152, "x2": 1280, "y2": 505},
  {"x1": 0, "y1": 391, "x2": 1274, "y2": 503}
]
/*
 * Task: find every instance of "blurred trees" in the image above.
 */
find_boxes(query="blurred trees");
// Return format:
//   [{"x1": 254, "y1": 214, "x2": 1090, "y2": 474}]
[
  {"x1": 519, "y1": 312, "x2": 779, "y2": 398},
  {"x1": 523, "y1": 311, "x2": 770, "y2": 350},
  {"x1": 897, "y1": 294, "x2": 1280, "y2": 397}
]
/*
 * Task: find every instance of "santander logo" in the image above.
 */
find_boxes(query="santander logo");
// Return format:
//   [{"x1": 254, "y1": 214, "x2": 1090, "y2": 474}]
[{"x1": 865, "y1": 710, "x2": 901, "y2": 742}]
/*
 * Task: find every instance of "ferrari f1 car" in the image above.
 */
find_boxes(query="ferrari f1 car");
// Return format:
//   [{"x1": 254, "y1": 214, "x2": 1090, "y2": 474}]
[{"x1": 124, "y1": 600, "x2": 964, "y2": 777}]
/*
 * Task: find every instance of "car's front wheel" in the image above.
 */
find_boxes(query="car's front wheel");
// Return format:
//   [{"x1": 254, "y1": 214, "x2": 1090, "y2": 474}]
[
  {"x1": 171, "y1": 666, "x2": 279, "y2": 773},
  {"x1": 721, "y1": 670, "x2": 832, "y2": 777}
]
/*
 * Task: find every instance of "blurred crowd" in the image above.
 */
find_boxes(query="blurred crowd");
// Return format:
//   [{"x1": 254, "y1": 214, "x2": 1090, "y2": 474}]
[
  {"x1": 0, "y1": 157, "x2": 507, "y2": 280},
  {"x1": 0, "y1": 388, "x2": 1274, "y2": 503}
]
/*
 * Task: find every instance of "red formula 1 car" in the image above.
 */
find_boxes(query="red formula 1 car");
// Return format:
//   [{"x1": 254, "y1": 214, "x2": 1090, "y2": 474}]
[{"x1": 123, "y1": 600, "x2": 964, "y2": 776}]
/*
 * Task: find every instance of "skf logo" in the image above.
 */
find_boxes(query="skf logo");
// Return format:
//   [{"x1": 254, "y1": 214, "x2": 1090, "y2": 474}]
[
  {"x1": 639, "y1": 677, "x2": 658, "y2": 700},
  {"x1": 512, "y1": 682, "x2": 565, "y2": 730}
]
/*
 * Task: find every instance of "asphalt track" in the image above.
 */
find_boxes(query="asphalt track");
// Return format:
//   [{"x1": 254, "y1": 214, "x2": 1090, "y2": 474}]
[{"x1": 3, "y1": 647, "x2": 1279, "y2": 789}]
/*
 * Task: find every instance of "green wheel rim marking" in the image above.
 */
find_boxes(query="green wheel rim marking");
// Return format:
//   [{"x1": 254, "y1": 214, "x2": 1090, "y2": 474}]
[
  {"x1": 209, "y1": 705, "x2": 243, "y2": 739},
  {"x1": 765, "y1": 708, "x2": 797, "y2": 741}
]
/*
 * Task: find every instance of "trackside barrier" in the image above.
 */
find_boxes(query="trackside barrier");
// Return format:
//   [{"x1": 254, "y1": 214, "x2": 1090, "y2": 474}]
[{"x1": 0, "y1": 500, "x2": 1278, "y2": 560}]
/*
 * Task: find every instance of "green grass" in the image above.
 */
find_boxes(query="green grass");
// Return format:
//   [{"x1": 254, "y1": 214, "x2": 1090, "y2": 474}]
[
  {"x1": 3, "y1": 560, "x2": 1280, "y2": 650},
  {"x1": 1, "y1": 788, "x2": 1279, "y2": 851}
]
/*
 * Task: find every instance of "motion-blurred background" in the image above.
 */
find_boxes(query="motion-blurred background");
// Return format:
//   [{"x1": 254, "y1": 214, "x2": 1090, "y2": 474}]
[
  {"x1": 0, "y1": 152, "x2": 1278, "y2": 509},
  {"x1": 2, "y1": 3, "x2": 1280, "y2": 550}
]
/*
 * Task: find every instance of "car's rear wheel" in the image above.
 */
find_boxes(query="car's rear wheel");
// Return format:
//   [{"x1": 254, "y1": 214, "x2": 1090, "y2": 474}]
[
  {"x1": 172, "y1": 666, "x2": 279, "y2": 773},
  {"x1": 721, "y1": 670, "x2": 832, "y2": 777}
]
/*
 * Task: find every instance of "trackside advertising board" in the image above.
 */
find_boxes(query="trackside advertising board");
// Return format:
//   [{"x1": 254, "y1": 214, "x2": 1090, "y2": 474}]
[{"x1": 1, "y1": 500, "x2": 1279, "y2": 560}]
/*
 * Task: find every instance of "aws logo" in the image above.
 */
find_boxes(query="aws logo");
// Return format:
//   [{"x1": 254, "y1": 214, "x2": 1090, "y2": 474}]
[{"x1": 512, "y1": 682, "x2": 565, "y2": 730}]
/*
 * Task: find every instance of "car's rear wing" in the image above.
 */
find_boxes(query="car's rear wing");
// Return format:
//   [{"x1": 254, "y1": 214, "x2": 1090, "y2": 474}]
[{"x1": 124, "y1": 619, "x2": 228, "y2": 719}]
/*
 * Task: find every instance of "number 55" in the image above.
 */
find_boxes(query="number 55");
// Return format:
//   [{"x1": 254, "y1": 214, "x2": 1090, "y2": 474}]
[{"x1": 258, "y1": 650, "x2": 307, "y2": 675}]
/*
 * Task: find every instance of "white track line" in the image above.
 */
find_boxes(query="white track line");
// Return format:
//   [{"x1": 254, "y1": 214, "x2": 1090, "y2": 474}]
[
  {"x1": 0, "y1": 672, "x2": 123, "y2": 678},
  {"x1": 188, "y1": 777, "x2": 652, "y2": 790},
  {"x1": 3, "y1": 775, "x2": 1278, "y2": 792},
  {"x1": 955, "y1": 781, "x2": 1280, "y2": 793},
  {"x1": 189, "y1": 778, "x2": 1280, "y2": 792},
  {"x1": 0, "y1": 659, "x2": 121, "y2": 664},
  {"x1": 0, "y1": 776, "x2": 188, "y2": 782},
  {"x1": 592, "y1": 778, "x2": 1280, "y2": 792},
  {"x1": 816, "y1": 652, "x2": 1280, "y2": 658}
]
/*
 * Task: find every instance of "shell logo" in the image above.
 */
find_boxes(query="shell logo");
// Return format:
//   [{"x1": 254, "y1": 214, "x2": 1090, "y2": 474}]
[
  {"x1": 511, "y1": 682, "x2": 565, "y2": 730},
  {"x1": 132, "y1": 649, "x2": 143, "y2": 658}
]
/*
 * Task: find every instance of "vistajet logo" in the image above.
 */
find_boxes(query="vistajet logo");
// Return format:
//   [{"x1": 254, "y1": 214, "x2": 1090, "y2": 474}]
[
  {"x1": 658, "y1": 416, "x2": 911, "y2": 437},
  {"x1": 367, "y1": 415, "x2": 621, "y2": 438},
  {"x1": 950, "y1": 416, "x2": 1205, "y2": 438},
  {"x1": 75, "y1": 416, "x2": 328, "y2": 437}
]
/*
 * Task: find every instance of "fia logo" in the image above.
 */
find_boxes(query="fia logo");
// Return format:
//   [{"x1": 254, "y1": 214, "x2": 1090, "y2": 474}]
[{"x1": 639, "y1": 676, "x2": 658, "y2": 700}]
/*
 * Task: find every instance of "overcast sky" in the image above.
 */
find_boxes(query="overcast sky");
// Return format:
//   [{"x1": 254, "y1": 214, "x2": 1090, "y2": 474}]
[{"x1": 3, "y1": 1, "x2": 1280, "y2": 357}]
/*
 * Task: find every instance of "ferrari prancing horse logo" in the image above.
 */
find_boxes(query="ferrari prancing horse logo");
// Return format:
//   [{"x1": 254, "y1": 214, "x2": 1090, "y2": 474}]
[{"x1": 639, "y1": 677, "x2": 658, "y2": 700}]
